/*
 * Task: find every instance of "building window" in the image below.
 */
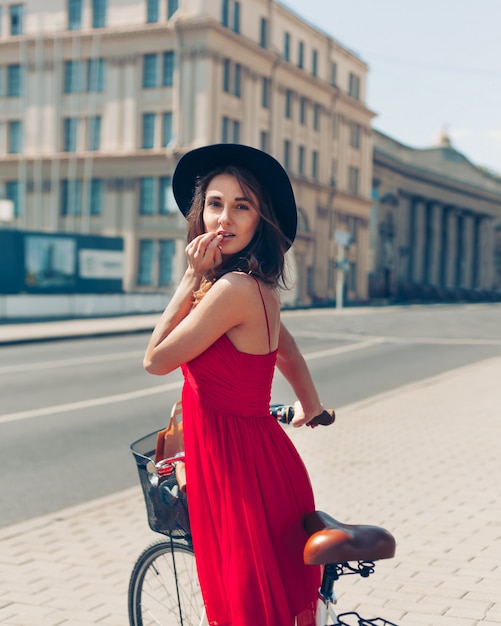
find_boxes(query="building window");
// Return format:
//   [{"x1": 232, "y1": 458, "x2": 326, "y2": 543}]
[
  {"x1": 6, "y1": 181, "x2": 20, "y2": 217},
  {"x1": 142, "y1": 113, "x2": 156, "y2": 148},
  {"x1": 285, "y1": 89, "x2": 294, "y2": 119},
  {"x1": 223, "y1": 59, "x2": 231, "y2": 93},
  {"x1": 163, "y1": 51, "x2": 175, "y2": 86},
  {"x1": 221, "y1": 0, "x2": 229, "y2": 26},
  {"x1": 234, "y1": 63, "x2": 241, "y2": 97},
  {"x1": 260, "y1": 131, "x2": 269, "y2": 152},
  {"x1": 312, "y1": 150, "x2": 318, "y2": 180},
  {"x1": 8, "y1": 121, "x2": 22, "y2": 153},
  {"x1": 159, "y1": 176, "x2": 175, "y2": 213},
  {"x1": 159, "y1": 239, "x2": 175, "y2": 285},
  {"x1": 261, "y1": 77, "x2": 270, "y2": 108},
  {"x1": 330, "y1": 159, "x2": 337, "y2": 186},
  {"x1": 284, "y1": 32, "x2": 290, "y2": 61},
  {"x1": 348, "y1": 166, "x2": 359, "y2": 194},
  {"x1": 147, "y1": 0, "x2": 159, "y2": 22},
  {"x1": 68, "y1": 0, "x2": 83, "y2": 30},
  {"x1": 10, "y1": 4, "x2": 24, "y2": 35},
  {"x1": 222, "y1": 0, "x2": 240, "y2": 33},
  {"x1": 330, "y1": 62, "x2": 337, "y2": 86},
  {"x1": 221, "y1": 116, "x2": 240, "y2": 143},
  {"x1": 283, "y1": 140, "x2": 291, "y2": 170},
  {"x1": 222, "y1": 116, "x2": 229, "y2": 142},
  {"x1": 233, "y1": 1, "x2": 240, "y2": 33},
  {"x1": 223, "y1": 59, "x2": 241, "y2": 97},
  {"x1": 162, "y1": 112, "x2": 173, "y2": 147},
  {"x1": 7, "y1": 64, "x2": 22, "y2": 97},
  {"x1": 298, "y1": 41, "x2": 304, "y2": 69},
  {"x1": 312, "y1": 49, "x2": 318, "y2": 77},
  {"x1": 137, "y1": 239, "x2": 155, "y2": 285},
  {"x1": 350, "y1": 123, "x2": 361, "y2": 149},
  {"x1": 298, "y1": 145, "x2": 305, "y2": 175},
  {"x1": 232, "y1": 120, "x2": 240, "y2": 143},
  {"x1": 348, "y1": 73, "x2": 360, "y2": 100},
  {"x1": 167, "y1": 0, "x2": 179, "y2": 19},
  {"x1": 143, "y1": 54, "x2": 158, "y2": 88},
  {"x1": 87, "y1": 115, "x2": 101, "y2": 151},
  {"x1": 64, "y1": 60, "x2": 83, "y2": 93},
  {"x1": 89, "y1": 178, "x2": 104, "y2": 215},
  {"x1": 92, "y1": 0, "x2": 107, "y2": 28},
  {"x1": 313, "y1": 104, "x2": 320, "y2": 131},
  {"x1": 260, "y1": 17, "x2": 268, "y2": 48},
  {"x1": 139, "y1": 177, "x2": 155, "y2": 214},
  {"x1": 87, "y1": 58, "x2": 105, "y2": 92},
  {"x1": 299, "y1": 97, "x2": 306, "y2": 125},
  {"x1": 61, "y1": 179, "x2": 82, "y2": 215},
  {"x1": 63, "y1": 118, "x2": 79, "y2": 152}
]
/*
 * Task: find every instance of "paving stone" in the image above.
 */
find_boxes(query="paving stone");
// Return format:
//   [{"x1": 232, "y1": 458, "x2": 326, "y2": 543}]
[{"x1": 1, "y1": 356, "x2": 500, "y2": 625}]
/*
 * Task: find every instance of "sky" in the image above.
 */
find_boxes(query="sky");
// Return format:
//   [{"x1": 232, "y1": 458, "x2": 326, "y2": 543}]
[{"x1": 282, "y1": 0, "x2": 501, "y2": 174}]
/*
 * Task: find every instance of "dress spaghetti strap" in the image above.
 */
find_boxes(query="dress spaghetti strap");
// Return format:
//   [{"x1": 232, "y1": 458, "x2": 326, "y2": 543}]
[{"x1": 251, "y1": 275, "x2": 272, "y2": 353}]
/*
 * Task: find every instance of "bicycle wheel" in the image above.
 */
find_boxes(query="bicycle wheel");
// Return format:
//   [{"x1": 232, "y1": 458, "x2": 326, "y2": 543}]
[{"x1": 128, "y1": 538, "x2": 204, "y2": 626}]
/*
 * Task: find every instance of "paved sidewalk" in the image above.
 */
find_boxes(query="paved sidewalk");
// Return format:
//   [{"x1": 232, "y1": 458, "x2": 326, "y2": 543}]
[
  {"x1": 0, "y1": 315, "x2": 159, "y2": 345},
  {"x1": 1, "y1": 356, "x2": 500, "y2": 625}
]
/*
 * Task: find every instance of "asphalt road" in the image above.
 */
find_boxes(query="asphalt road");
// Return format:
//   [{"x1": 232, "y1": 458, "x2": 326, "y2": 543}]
[{"x1": 1, "y1": 303, "x2": 500, "y2": 528}]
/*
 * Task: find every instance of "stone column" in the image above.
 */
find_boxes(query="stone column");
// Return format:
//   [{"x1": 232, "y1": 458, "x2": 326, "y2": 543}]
[
  {"x1": 411, "y1": 197, "x2": 426, "y2": 284},
  {"x1": 479, "y1": 217, "x2": 495, "y2": 289},
  {"x1": 422, "y1": 201, "x2": 433, "y2": 285},
  {"x1": 462, "y1": 213, "x2": 474, "y2": 288},
  {"x1": 428, "y1": 202, "x2": 442, "y2": 287},
  {"x1": 438, "y1": 206, "x2": 449, "y2": 288},
  {"x1": 445, "y1": 209, "x2": 457, "y2": 289},
  {"x1": 396, "y1": 192, "x2": 411, "y2": 292},
  {"x1": 356, "y1": 219, "x2": 369, "y2": 300}
]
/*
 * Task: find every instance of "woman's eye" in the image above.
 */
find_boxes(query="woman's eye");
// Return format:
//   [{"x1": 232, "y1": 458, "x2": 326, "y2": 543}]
[{"x1": 236, "y1": 204, "x2": 249, "y2": 210}]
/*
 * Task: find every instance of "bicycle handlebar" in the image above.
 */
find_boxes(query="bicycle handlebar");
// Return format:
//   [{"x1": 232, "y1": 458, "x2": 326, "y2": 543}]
[
  {"x1": 270, "y1": 404, "x2": 335, "y2": 427},
  {"x1": 152, "y1": 405, "x2": 335, "y2": 495}
]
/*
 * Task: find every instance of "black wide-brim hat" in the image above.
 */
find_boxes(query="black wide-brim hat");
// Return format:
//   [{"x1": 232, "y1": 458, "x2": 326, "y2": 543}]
[{"x1": 172, "y1": 143, "x2": 297, "y2": 248}]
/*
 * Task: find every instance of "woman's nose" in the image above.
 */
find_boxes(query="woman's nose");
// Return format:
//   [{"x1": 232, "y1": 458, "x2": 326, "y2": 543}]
[{"x1": 218, "y1": 207, "x2": 232, "y2": 225}]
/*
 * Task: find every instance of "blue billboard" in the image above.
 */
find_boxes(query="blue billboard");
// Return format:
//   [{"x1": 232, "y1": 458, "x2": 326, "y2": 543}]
[{"x1": 0, "y1": 230, "x2": 124, "y2": 294}]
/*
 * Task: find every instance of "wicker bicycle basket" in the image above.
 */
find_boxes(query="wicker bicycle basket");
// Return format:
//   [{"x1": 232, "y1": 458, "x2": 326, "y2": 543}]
[{"x1": 130, "y1": 430, "x2": 190, "y2": 538}]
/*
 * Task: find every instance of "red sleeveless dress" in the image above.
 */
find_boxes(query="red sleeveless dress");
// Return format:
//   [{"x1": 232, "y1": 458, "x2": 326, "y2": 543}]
[{"x1": 181, "y1": 288, "x2": 320, "y2": 626}]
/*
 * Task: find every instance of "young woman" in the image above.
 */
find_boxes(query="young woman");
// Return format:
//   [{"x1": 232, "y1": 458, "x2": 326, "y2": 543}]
[{"x1": 144, "y1": 144, "x2": 328, "y2": 626}]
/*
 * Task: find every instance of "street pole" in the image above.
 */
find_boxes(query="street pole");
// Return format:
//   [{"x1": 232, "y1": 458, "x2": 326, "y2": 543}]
[
  {"x1": 336, "y1": 243, "x2": 344, "y2": 310},
  {"x1": 335, "y1": 230, "x2": 351, "y2": 310}
]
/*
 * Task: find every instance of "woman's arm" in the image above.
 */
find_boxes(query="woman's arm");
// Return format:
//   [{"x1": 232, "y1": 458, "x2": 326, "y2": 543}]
[
  {"x1": 144, "y1": 272, "x2": 254, "y2": 376},
  {"x1": 276, "y1": 322, "x2": 324, "y2": 427},
  {"x1": 143, "y1": 266, "x2": 202, "y2": 372},
  {"x1": 144, "y1": 231, "x2": 224, "y2": 374}
]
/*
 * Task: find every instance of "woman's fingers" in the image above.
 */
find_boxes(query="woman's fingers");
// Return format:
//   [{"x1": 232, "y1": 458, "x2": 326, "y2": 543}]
[{"x1": 186, "y1": 233, "x2": 223, "y2": 271}]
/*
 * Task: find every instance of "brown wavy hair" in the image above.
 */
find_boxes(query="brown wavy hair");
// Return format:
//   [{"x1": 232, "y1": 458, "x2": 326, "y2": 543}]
[{"x1": 186, "y1": 166, "x2": 291, "y2": 301}]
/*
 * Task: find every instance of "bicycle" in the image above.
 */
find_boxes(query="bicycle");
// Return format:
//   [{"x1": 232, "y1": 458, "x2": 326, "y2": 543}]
[{"x1": 128, "y1": 404, "x2": 397, "y2": 626}]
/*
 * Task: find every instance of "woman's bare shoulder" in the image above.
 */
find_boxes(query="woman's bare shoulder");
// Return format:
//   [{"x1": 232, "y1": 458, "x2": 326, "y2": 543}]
[
  {"x1": 214, "y1": 271, "x2": 258, "y2": 293},
  {"x1": 217, "y1": 272, "x2": 278, "y2": 302}
]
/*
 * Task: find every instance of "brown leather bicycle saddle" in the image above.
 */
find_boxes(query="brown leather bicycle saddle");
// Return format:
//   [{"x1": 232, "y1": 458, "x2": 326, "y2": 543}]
[{"x1": 303, "y1": 510, "x2": 396, "y2": 565}]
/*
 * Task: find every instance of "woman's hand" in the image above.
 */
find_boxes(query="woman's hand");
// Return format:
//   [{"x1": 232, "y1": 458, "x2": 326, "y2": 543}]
[
  {"x1": 185, "y1": 232, "x2": 224, "y2": 276},
  {"x1": 291, "y1": 400, "x2": 325, "y2": 428}
]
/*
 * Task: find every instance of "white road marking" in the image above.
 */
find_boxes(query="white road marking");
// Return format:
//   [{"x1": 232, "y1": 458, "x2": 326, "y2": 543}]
[
  {"x1": 303, "y1": 338, "x2": 384, "y2": 360},
  {"x1": 0, "y1": 350, "x2": 144, "y2": 375},
  {"x1": 0, "y1": 341, "x2": 381, "y2": 425},
  {"x1": 2, "y1": 333, "x2": 500, "y2": 425},
  {"x1": 0, "y1": 381, "x2": 183, "y2": 425}
]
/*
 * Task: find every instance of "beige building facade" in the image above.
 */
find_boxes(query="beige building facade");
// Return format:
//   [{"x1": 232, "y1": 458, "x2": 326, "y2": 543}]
[
  {"x1": 0, "y1": 0, "x2": 374, "y2": 305},
  {"x1": 371, "y1": 130, "x2": 501, "y2": 300}
]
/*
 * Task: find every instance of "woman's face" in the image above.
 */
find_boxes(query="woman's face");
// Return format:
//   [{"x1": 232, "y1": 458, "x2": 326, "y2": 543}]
[{"x1": 203, "y1": 173, "x2": 261, "y2": 256}]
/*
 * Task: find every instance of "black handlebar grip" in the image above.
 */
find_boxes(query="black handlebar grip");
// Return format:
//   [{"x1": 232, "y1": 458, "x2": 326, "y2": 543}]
[{"x1": 270, "y1": 405, "x2": 335, "y2": 426}]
